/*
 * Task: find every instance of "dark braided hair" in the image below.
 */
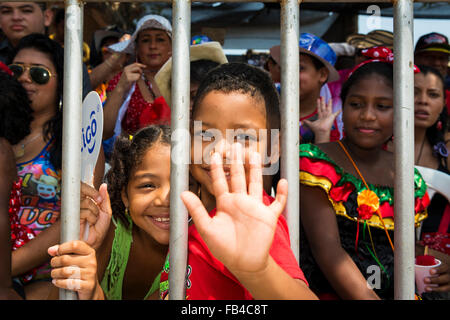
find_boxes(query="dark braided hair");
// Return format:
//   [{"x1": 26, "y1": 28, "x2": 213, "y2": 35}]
[
  {"x1": 415, "y1": 65, "x2": 448, "y2": 169},
  {"x1": 0, "y1": 71, "x2": 33, "y2": 144},
  {"x1": 105, "y1": 125, "x2": 171, "y2": 228},
  {"x1": 13, "y1": 33, "x2": 64, "y2": 170}
]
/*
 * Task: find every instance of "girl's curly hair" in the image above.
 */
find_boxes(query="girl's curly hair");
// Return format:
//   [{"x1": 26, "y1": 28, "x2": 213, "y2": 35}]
[
  {"x1": 0, "y1": 71, "x2": 33, "y2": 144},
  {"x1": 105, "y1": 125, "x2": 171, "y2": 228}
]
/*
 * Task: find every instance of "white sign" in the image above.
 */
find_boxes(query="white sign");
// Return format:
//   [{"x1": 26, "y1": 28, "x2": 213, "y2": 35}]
[{"x1": 81, "y1": 91, "x2": 103, "y2": 184}]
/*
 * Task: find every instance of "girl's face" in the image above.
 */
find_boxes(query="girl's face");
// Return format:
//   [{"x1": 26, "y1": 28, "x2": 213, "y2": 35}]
[
  {"x1": 122, "y1": 143, "x2": 171, "y2": 245},
  {"x1": 13, "y1": 48, "x2": 59, "y2": 116},
  {"x1": 299, "y1": 53, "x2": 328, "y2": 100},
  {"x1": 190, "y1": 91, "x2": 274, "y2": 208},
  {"x1": 342, "y1": 74, "x2": 394, "y2": 149},
  {"x1": 136, "y1": 29, "x2": 172, "y2": 71},
  {"x1": 414, "y1": 72, "x2": 445, "y2": 129}
]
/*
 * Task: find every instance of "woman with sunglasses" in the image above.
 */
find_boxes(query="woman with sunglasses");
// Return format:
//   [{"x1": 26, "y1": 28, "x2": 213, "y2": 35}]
[{"x1": 7, "y1": 33, "x2": 104, "y2": 299}]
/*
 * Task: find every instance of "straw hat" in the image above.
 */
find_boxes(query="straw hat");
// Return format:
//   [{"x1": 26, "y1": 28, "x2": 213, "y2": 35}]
[
  {"x1": 155, "y1": 41, "x2": 228, "y2": 107},
  {"x1": 108, "y1": 14, "x2": 172, "y2": 59},
  {"x1": 346, "y1": 30, "x2": 394, "y2": 50}
]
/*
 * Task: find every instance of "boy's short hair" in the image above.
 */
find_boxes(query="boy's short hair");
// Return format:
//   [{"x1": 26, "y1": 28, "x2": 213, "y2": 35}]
[{"x1": 192, "y1": 62, "x2": 281, "y2": 131}]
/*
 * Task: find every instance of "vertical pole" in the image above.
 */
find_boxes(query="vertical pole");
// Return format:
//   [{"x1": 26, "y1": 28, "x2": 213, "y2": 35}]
[
  {"x1": 60, "y1": 0, "x2": 83, "y2": 300},
  {"x1": 393, "y1": 0, "x2": 415, "y2": 300},
  {"x1": 169, "y1": 0, "x2": 191, "y2": 300},
  {"x1": 280, "y1": 0, "x2": 300, "y2": 262}
]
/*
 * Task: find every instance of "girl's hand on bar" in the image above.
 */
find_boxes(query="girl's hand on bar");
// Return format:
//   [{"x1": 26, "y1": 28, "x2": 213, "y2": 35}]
[
  {"x1": 80, "y1": 183, "x2": 112, "y2": 250},
  {"x1": 48, "y1": 241, "x2": 104, "y2": 300},
  {"x1": 181, "y1": 143, "x2": 287, "y2": 276},
  {"x1": 425, "y1": 261, "x2": 450, "y2": 293},
  {"x1": 116, "y1": 62, "x2": 146, "y2": 92},
  {"x1": 302, "y1": 97, "x2": 340, "y2": 144}
]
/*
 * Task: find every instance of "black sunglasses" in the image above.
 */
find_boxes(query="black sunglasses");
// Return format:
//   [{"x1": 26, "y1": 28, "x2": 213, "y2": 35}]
[{"x1": 8, "y1": 63, "x2": 55, "y2": 85}]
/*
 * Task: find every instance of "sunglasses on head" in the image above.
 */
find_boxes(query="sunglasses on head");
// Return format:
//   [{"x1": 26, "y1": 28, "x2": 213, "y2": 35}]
[{"x1": 8, "y1": 63, "x2": 55, "y2": 85}]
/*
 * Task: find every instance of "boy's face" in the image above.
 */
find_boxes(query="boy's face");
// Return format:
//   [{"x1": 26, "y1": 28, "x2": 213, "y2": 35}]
[
  {"x1": 299, "y1": 53, "x2": 328, "y2": 100},
  {"x1": 0, "y1": 2, "x2": 51, "y2": 47},
  {"x1": 190, "y1": 90, "x2": 276, "y2": 204}
]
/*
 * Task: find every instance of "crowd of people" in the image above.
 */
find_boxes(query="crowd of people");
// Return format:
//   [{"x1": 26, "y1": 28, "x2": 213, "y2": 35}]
[{"x1": 0, "y1": 1, "x2": 449, "y2": 301}]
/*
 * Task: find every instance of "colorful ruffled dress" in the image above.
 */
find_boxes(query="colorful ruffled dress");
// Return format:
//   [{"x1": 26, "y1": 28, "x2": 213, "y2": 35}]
[{"x1": 299, "y1": 143, "x2": 429, "y2": 299}]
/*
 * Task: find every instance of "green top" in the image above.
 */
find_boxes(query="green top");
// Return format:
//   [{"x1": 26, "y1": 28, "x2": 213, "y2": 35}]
[{"x1": 100, "y1": 215, "x2": 161, "y2": 300}]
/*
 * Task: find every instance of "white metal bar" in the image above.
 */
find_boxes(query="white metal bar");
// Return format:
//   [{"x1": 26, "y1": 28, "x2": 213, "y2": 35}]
[
  {"x1": 393, "y1": 0, "x2": 416, "y2": 300},
  {"x1": 280, "y1": 0, "x2": 300, "y2": 262},
  {"x1": 169, "y1": 0, "x2": 191, "y2": 300},
  {"x1": 59, "y1": 0, "x2": 83, "y2": 300}
]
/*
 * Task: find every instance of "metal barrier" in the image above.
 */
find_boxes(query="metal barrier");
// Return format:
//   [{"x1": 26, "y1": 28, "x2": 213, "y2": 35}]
[{"x1": 32, "y1": 0, "x2": 421, "y2": 300}]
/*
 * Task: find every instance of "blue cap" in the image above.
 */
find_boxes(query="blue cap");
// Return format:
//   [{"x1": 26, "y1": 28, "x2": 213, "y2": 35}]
[
  {"x1": 299, "y1": 33, "x2": 339, "y2": 82},
  {"x1": 191, "y1": 35, "x2": 212, "y2": 45}
]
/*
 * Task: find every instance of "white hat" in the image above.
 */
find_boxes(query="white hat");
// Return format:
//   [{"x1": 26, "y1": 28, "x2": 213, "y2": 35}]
[
  {"x1": 108, "y1": 14, "x2": 172, "y2": 57},
  {"x1": 155, "y1": 41, "x2": 228, "y2": 107}
]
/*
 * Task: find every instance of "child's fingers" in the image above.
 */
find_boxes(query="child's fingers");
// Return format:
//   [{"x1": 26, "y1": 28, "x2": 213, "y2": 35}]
[
  {"x1": 316, "y1": 97, "x2": 323, "y2": 115},
  {"x1": 48, "y1": 244, "x2": 59, "y2": 257},
  {"x1": 80, "y1": 201, "x2": 99, "y2": 225},
  {"x1": 51, "y1": 278, "x2": 92, "y2": 293},
  {"x1": 50, "y1": 254, "x2": 95, "y2": 270},
  {"x1": 269, "y1": 178, "x2": 288, "y2": 218},
  {"x1": 80, "y1": 211, "x2": 97, "y2": 229},
  {"x1": 210, "y1": 152, "x2": 229, "y2": 196},
  {"x1": 301, "y1": 119, "x2": 311, "y2": 129},
  {"x1": 248, "y1": 151, "x2": 263, "y2": 201},
  {"x1": 51, "y1": 265, "x2": 86, "y2": 281},
  {"x1": 332, "y1": 108, "x2": 342, "y2": 119},
  {"x1": 49, "y1": 240, "x2": 94, "y2": 259},
  {"x1": 326, "y1": 98, "x2": 333, "y2": 109},
  {"x1": 230, "y1": 143, "x2": 247, "y2": 194},
  {"x1": 181, "y1": 191, "x2": 212, "y2": 235},
  {"x1": 80, "y1": 182, "x2": 102, "y2": 203}
]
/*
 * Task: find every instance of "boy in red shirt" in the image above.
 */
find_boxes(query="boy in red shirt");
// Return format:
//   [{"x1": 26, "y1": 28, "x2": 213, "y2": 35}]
[{"x1": 159, "y1": 63, "x2": 316, "y2": 300}]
